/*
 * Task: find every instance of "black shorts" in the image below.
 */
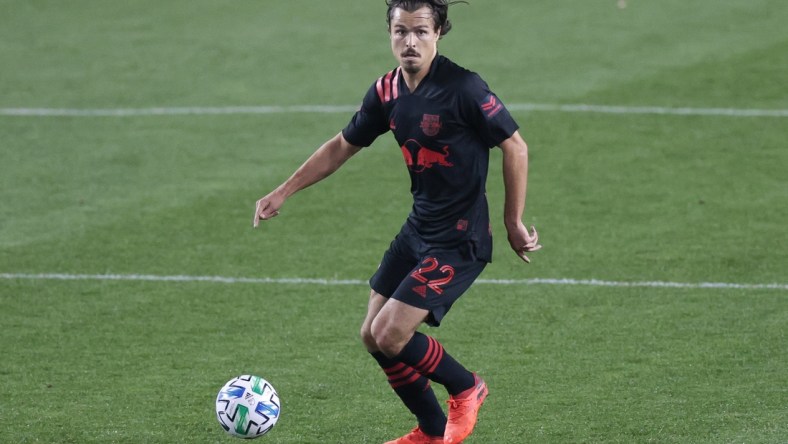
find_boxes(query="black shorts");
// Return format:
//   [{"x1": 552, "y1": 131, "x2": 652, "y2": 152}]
[{"x1": 369, "y1": 225, "x2": 487, "y2": 327}]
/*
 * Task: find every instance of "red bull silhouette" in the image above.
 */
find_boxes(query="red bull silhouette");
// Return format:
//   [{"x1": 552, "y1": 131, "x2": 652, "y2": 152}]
[{"x1": 400, "y1": 139, "x2": 453, "y2": 172}]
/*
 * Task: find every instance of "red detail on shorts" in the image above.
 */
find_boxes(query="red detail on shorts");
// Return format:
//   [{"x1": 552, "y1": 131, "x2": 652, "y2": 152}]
[
  {"x1": 410, "y1": 257, "x2": 456, "y2": 296},
  {"x1": 456, "y1": 219, "x2": 468, "y2": 231}
]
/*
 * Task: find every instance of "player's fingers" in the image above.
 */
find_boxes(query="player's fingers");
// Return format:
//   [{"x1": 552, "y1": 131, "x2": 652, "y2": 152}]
[
  {"x1": 517, "y1": 250, "x2": 531, "y2": 263},
  {"x1": 257, "y1": 208, "x2": 280, "y2": 223},
  {"x1": 520, "y1": 241, "x2": 542, "y2": 252},
  {"x1": 523, "y1": 226, "x2": 540, "y2": 248},
  {"x1": 520, "y1": 227, "x2": 543, "y2": 253},
  {"x1": 253, "y1": 203, "x2": 261, "y2": 227},
  {"x1": 253, "y1": 200, "x2": 269, "y2": 228}
]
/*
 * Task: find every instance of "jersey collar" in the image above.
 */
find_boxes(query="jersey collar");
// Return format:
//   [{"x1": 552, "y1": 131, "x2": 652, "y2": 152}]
[{"x1": 401, "y1": 53, "x2": 443, "y2": 96}]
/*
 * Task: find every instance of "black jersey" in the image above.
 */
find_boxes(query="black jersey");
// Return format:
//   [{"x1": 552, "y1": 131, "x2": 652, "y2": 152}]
[{"x1": 342, "y1": 55, "x2": 519, "y2": 262}]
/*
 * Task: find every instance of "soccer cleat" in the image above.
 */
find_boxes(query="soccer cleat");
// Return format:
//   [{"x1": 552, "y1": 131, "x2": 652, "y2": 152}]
[
  {"x1": 444, "y1": 373, "x2": 488, "y2": 444},
  {"x1": 384, "y1": 426, "x2": 444, "y2": 444}
]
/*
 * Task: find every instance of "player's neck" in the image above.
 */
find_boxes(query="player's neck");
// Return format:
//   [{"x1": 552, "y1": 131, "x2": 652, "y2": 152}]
[
  {"x1": 402, "y1": 72, "x2": 424, "y2": 92},
  {"x1": 401, "y1": 55, "x2": 435, "y2": 92}
]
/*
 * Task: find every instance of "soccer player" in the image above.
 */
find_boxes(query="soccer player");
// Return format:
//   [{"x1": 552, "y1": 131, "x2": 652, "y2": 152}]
[{"x1": 253, "y1": 1, "x2": 540, "y2": 442}]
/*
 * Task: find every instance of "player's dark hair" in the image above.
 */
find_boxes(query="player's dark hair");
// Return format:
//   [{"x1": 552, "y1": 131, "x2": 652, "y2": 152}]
[{"x1": 385, "y1": 0, "x2": 468, "y2": 38}]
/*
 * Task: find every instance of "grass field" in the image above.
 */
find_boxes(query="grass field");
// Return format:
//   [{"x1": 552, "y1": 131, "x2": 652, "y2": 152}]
[{"x1": 1, "y1": 0, "x2": 786, "y2": 443}]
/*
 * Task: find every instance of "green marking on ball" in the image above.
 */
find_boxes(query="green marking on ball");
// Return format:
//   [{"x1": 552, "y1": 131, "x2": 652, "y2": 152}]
[
  {"x1": 234, "y1": 405, "x2": 249, "y2": 435},
  {"x1": 251, "y1": 376, "x2": 264, "y2": 395}
]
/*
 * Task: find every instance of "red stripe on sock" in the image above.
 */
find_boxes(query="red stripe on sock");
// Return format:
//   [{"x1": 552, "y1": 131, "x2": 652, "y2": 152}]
[
  {"x1": 426, "y1": 341, "x2": 443, "y2": 374},
  {"x1": 383, "y1": 362, "x2": 423, "y2": 388},
  {"x1": 389, "y1": 369, "x2": 422, "y2": 388},
  {"x1": 383, "y1": 362, "x2": 407, "y2": 376},
  {"x1": 415, "y1": 336, "x2": 436, "y2": 371},
  {"x1": 414, "y1": 336, "x2": 444, "y2": 375},
  {"x1": 385, "y1": 365, "x2": 412, "y2": 381}
]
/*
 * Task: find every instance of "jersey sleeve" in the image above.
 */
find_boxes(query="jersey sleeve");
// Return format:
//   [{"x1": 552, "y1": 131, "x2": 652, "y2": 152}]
[
  {"x1": 459, "y1": 73, "x2": 520, "y2": 148},
  {"x1": 341, "y1": 82, "x2": 389, "y2": 148}
]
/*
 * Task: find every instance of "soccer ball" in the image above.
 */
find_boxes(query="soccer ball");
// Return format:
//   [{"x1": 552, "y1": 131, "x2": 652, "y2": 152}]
[{"x1": 215, "y1": 375, "x2": 281, "y2": 439}]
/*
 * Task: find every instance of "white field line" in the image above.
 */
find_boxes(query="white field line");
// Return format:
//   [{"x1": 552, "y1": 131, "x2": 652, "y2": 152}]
[
  {"x1": 1, "y1": 273, "x2": 786, "y2": 291},
  {"x1": 1, "y1": 103, "x2": 787, "y2": 118},
  {"x1": 0, "y1": 105, "x2": 357, "y2": 117}
]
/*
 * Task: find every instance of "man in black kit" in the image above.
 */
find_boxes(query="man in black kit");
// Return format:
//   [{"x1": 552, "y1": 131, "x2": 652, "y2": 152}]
[{"x1": 253, "y1": 1, "x2": 541, "y2": 442}]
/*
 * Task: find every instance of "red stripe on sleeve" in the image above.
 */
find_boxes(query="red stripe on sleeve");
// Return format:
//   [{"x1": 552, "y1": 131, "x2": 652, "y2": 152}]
[
  {"x1": 392, "y1": 68, "x2": 400, "y2": 100},
  {"x1": 376, "y1": 76, "x2": 385, "y2": 102},
  {"x1": 383, "y1": 71, "x2": 393, "y2": 102}
]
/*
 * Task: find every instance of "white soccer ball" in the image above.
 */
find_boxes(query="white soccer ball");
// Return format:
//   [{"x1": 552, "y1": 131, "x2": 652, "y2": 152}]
[{"x1": 215, "y1": 375, "x2": 281, "y2": 439}]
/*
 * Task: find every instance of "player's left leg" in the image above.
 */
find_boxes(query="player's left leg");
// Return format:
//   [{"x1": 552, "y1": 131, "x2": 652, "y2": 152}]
[
  {"x1": 373, "y1": 303, "x2": 488, "y2": 443},
  {"x1": 372, "y1": 298, "x2": 476, "y2": 394}
]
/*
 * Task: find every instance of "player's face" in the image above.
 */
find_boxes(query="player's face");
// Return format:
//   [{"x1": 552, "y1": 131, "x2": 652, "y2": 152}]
[{"x1": 389, "y1": 7, "x2": 440, "y2": 76}]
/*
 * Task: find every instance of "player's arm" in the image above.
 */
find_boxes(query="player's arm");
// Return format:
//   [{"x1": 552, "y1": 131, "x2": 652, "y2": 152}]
[
  {"x1": 499, "y1": 130, "x2": 541, "y2": 262},
  {"x1": 253, "y1": 132, "x2": 362, "y2": 227}
]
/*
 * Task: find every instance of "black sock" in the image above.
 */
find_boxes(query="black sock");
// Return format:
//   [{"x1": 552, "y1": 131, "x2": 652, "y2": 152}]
[
  {"x1": 371, "y1": 351, "x2": 446, "y2": 437},
  {"x1": 394, "y1": 332, "x2": 475, "y2": 396}
]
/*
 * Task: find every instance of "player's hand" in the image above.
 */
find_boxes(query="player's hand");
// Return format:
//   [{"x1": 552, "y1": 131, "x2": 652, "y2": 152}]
[
  {"x1": 507, "y1": 223, "x2": 542, "y2": 263},
  {"x1": 253, "y1": 191, "x2": 285, "y2": 228}
]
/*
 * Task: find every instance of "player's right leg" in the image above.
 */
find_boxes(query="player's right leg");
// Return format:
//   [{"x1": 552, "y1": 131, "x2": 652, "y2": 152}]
[{"x1": 361, "y1": 290, "x2": 446, "y2": 442}]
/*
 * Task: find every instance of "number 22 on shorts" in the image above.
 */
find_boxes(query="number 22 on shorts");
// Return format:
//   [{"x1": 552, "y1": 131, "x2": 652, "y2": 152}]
[{"x1": 410, "y1": 257, "x2": 455, "y2": 296}]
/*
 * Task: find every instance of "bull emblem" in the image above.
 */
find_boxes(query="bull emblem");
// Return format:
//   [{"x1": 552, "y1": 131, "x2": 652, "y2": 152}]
[
  {"x1": 400, "y1": 139, "x2": 453, "y2": 172},
  {"x1": 420, "y1": 114, "x2": 442, "y2": 136}
]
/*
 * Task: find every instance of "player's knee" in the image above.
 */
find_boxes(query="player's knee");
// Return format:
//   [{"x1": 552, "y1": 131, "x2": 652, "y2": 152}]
[
  {"x1": 359, "y1": 323, "x2": 377, "y2": 352},
  {"x1": 370, "y1": 321, "x2": 407, "y2": 358}
]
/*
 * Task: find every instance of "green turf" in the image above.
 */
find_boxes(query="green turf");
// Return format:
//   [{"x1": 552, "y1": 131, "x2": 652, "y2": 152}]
[{"x1": 1, "y1": 0, "x2": 787, "y2": 443}]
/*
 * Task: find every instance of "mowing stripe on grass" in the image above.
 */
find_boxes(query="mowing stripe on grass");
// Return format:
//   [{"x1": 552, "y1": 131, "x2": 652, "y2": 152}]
[
  {"x1": 1, "y1": 273, "x2": 786, "y2": 290},
  {"x1": 1, "y1": 104, "x2": 786, "y2": 118}
]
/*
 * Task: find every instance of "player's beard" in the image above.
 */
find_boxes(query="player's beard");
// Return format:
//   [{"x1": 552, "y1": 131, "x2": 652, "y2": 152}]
[
  {"x1": 401, "y1": 61, "x2": 421, "y2": 74},
  {"x1": 400, "y1": 51, "x2": 421, "y2": 74}
]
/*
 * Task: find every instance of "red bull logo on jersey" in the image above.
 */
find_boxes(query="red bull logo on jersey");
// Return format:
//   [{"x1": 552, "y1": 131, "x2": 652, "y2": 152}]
[
  {"x1": 419, "y1": 114, "x2": 442, "y2": 136},
  {"x1": 400, "y1": 139, "x2": 453, "y2": 173}
]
